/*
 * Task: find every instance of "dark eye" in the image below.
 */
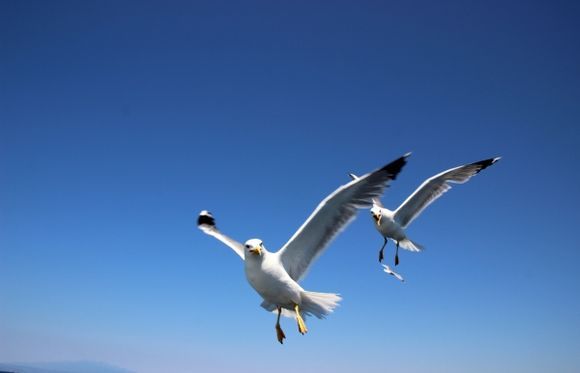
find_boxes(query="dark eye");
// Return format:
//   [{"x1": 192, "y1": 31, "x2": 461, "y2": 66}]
[{"x1": 245, "y1": 244, "x2": 250, "y2": 249}]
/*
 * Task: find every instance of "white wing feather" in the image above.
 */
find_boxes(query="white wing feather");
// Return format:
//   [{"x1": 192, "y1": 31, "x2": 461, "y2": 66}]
[
  {"x1": 197, "y1": 211, "x2": 245, "y2": 260},
  {"x1": 278, "y1": 154, "x2": 410, "y2": 282},
  {"x1": 394, "y1": 157, "x2": 500, "y2": 228}
]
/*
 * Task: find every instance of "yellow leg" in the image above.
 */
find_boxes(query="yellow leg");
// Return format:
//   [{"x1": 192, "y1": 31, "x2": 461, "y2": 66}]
[{"x1": 294, "y1": 304, "x2": 308, "y2": 335}]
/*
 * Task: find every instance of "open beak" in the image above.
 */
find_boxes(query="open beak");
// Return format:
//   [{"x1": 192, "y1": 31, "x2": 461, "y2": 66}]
[
  {"x1": 373, "y1": 213, "x2": 382, "y2": 226},
  {"x1": 249, "y1": 247, "x2": 262, "y2": 256}
]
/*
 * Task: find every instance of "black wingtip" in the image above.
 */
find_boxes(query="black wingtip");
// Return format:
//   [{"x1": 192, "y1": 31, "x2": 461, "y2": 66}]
[
  {"x1": 472, "y1": 156, "x2": 501, "y2": 174},
  {"x1": 197, "y1": 210, "x2": 216, "y2": 227},
  {"x1": 381, "y1": 152, "x2": 411, "y2": 181}
]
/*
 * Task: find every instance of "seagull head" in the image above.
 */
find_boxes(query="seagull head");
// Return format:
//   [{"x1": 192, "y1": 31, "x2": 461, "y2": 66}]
[
  {"x1": 370, "y1": 206, "x2": 382, "y2": 226},
  {"x1": 244, "y1": 238, "x2": 265, "y2": 257}
]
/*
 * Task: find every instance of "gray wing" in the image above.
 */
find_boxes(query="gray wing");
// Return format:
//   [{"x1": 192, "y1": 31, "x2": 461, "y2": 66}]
[
  {"x1": 348, "y1": 173, "x2": 384, "y2": 207},
  {"x1": 278, "y1": 153, "x2": 410, "y2": 282},
  {"x1": 197, "y1": 210, "x2": 245, "y2": 260},
  {"x1": 394, "y1": 157, "x2": 501, "y2": 228}
]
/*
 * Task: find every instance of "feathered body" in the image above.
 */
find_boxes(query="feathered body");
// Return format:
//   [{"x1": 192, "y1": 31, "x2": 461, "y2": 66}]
[
  {"x1": 371, "y1": 205, "x2": 424, "y2": 253},
  {"x1": 244, "y1": 242, "x2": 340, "y2": 319},
  {"x1": 244, "y1": 246, "x2": 302, "y2": 311}
]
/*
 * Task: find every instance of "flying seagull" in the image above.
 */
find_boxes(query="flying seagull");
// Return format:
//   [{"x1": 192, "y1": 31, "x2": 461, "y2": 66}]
[
  {"x1": 197, "y1": 154, "x2": 409, "y2": 344},
  {"x1": 382, "y1": 264, "x2": 405, "y2": 282},
  {"x1": 349, "y1": 157, "x2": 500, "y2": 265}
]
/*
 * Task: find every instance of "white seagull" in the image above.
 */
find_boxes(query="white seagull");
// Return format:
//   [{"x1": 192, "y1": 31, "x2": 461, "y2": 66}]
[
  {"x1": 382, "y1": 264, "x2": 405, "y2": 282},
  {"x1": 197, "y1": 154, "x2": 409, "y2": 344},
  {"x1": 349, "y1": 157, "x2": 500, "y2": 265}
]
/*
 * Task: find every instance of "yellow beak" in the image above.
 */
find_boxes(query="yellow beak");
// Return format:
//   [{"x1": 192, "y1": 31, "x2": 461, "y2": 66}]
[
  {"x1": 374, "y1": 213, "x2": 382, "y2": 226},
  {"x1": 249, "y1": 247, "x2": 262, "y2": 256}
]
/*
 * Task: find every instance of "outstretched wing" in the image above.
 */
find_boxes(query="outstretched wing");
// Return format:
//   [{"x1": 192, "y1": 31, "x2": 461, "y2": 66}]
[
  {"x1": 394, "y1": 157, "x2": 501, "y2": 228},
  {"x1": 197, "y1": 210, "x2": 245, "y2": 260},
  {"x1": 278, "y1": 153, "x2": 410, "y2": 282},
  {"x1": 348, "y1": 173, "x2": 384, "y2": 207}
]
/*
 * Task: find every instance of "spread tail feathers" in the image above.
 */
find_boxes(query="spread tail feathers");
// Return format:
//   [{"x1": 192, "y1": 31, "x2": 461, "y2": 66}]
[
  {"x1": 300, "y1": 291, "x2": 341, "y2": 319},
  {"x1": 398, "y1": 238, "x2": 424, "y2": 252},
  {"x1": 260, "y1": 292, "x2": 341, "y2": 319}
]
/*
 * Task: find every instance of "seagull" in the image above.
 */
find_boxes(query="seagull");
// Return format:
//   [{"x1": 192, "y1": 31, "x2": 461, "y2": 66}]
[
  {"x1": 197, "y1": 154, "x2": 409, "y2": 344},
  {"x1": 382, "y1": 264, "x2": 405, "y2": 282},
  {"x1": 349, "y1": 157, "x2": 500, "y2": 265}
]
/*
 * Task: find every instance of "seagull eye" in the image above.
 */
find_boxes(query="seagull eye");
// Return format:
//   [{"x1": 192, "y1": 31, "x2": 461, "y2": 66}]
[{"x1": 245, "y1": 244, "x2": 250, "y2": 249}]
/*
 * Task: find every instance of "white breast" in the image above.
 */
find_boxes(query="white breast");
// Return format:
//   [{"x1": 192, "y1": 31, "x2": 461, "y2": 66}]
[
  {"x1": 377, "y1": 210, "x2": 407, "y2": 241},
  {"x1": 244, "y1": 253, "x2": 302, "y2": 307}
]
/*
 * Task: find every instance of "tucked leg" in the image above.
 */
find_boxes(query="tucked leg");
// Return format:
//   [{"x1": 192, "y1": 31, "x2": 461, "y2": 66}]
[
  {"x1": 275, "y1": 306, "x2": 286, "y2": 344},
  {"x1": 294, "y1": 304, "x2": 308, "y2": 335},
  {"x1": 378, "y1": 237, "x2": 388, "y2": 262},
  {"x1": 395, "y1": 241, "x2": 400, "y2": 266}
]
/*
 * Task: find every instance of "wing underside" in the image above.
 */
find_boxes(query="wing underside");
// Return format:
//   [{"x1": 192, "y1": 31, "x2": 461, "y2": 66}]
[
  {"x1": 197, "y1": 211, "x2": 245, "y2": 260},
  {"x1": 394, "y1": 157, "x2": 500, "y2": 228},
  {"x1": 278, "y1": 154, "x2": 410, "y2": 282}
]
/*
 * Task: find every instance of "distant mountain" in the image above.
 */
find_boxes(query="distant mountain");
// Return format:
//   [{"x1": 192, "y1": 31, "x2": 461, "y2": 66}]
[
  {"x1": 0, "y1": 363, "x2": 62, "y2": 373},
  {"x1": 0, "y1": 361, "x2": 136, "y2": 373}
]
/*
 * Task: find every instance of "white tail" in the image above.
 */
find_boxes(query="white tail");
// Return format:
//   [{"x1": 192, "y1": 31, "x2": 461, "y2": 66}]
[
  {"x1": 398, "y1": 238, "x2": 424, "y2": 252},
  {"x1": 260, "y1": 292, "x2": 341, "y2": 319},
  {"x1": 300, "y1": 291, "x2": 342, "y2": 319}
]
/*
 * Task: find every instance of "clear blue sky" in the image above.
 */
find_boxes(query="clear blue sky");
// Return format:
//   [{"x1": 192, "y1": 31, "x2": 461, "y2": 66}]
[{"x1": 1, "y1": 1, "x2": 579, "y2": 372}]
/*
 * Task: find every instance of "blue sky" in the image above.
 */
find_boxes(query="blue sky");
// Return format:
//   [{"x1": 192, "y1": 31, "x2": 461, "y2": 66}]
[{"x1": 1, "y1": 1, "x2": 579, "y2": 372}]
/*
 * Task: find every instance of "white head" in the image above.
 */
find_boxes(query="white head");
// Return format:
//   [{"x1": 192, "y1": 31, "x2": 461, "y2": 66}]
[
  {"x1": 244, "y1": 238, "x2": 265, "y2": 257},
  {"x1": 370, "y1": 205, "x2": 382, "y2": 226}
]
